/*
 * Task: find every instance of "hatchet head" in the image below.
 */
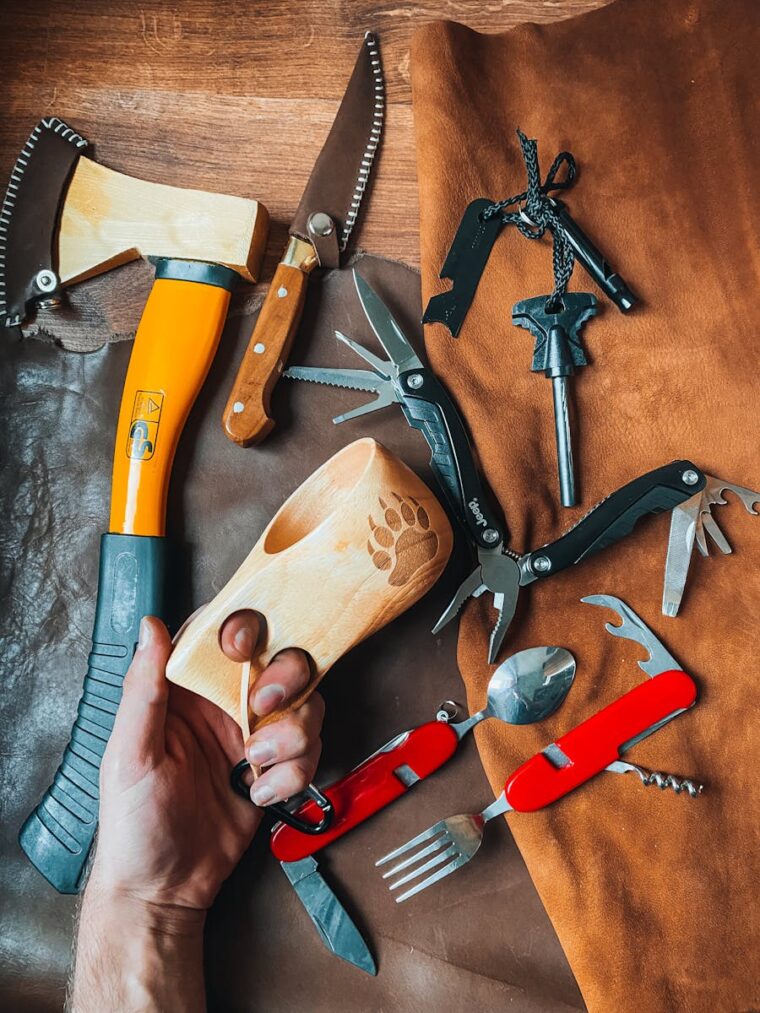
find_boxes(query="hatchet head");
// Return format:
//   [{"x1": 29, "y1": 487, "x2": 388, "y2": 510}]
[{"x1": 0, "y1": 117, "x2": 269, "y2": 329}]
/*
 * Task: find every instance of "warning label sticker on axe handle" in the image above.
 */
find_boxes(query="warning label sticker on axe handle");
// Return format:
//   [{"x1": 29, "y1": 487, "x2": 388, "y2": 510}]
[{"x1": 126, "y1": 390, "x2": 164, "y2": 460}]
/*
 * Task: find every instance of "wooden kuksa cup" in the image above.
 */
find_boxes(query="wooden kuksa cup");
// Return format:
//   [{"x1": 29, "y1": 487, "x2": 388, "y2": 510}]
[{"x1": 166, "y1": 438, "x2": 453, "y2": 733}]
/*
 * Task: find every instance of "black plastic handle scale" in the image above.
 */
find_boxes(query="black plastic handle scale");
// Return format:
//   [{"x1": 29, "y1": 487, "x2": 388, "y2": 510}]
[
  {"x1": 523, "y1": 461, "x2": 705, "y2": 580},
  {"x1": 397, "y1": 367, "x2": 506, "y2": 549},
  {"x1": 19, "y1": 533, "x2": 166, "y2": 894}
]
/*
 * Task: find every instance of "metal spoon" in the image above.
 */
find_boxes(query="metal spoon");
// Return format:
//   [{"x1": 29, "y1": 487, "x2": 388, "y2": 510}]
[{"x1": 447, "y1": 646, "x2": 576, "y2": 739}]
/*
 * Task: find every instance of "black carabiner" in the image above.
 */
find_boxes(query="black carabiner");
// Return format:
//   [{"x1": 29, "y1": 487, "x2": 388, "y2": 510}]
[{"x1": 230, "y1": 759, "x2": 334, "y2": 835}]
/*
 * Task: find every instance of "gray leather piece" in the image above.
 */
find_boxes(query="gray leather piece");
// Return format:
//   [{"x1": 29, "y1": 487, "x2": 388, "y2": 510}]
[{"x1": 0, "y1": 253, "x2": 583, "y2": 1011}]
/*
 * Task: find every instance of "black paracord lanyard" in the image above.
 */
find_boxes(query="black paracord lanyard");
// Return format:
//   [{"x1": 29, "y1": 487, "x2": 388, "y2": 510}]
[{"x1": 482, "y1": 129, "x2": 578, "y2": 310}]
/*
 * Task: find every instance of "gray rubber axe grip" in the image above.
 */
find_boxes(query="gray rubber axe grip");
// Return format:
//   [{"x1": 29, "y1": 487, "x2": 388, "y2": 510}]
[{"x1": 19, "y1": 532, "x2": 167, "y2": 893}]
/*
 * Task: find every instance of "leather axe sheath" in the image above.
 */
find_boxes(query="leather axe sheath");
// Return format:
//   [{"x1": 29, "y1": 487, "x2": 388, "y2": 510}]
[{"x1": 1, "y1": 116, "x2": 269, "y2": 893}]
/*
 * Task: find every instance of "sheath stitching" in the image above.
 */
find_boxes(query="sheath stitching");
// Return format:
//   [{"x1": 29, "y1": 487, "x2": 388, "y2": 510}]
[
  {"x1": 340, "y1": 31, "x2": 385, "y2": 250},
  {"x1": 0, "y1": 116, "x2": 87, "y2": 327}
]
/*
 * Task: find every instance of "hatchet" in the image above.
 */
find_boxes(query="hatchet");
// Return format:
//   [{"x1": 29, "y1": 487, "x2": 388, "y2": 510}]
[{"x1": 2, "y1": 116, "x2": 269, "y2": 893}]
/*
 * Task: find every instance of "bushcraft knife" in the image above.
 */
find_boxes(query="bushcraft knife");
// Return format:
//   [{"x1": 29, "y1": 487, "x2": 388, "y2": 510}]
[
  {"x1": 285, "y1": 271, "x2": 709, "y2": 662},
  {"x1": 222, "y1": 32, "x2": 385, "y2": 445}
]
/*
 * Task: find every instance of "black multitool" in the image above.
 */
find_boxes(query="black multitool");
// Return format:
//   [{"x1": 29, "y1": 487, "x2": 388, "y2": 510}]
[{"x1": 285, "y1": 270, "x2": 707, "y2": 662}]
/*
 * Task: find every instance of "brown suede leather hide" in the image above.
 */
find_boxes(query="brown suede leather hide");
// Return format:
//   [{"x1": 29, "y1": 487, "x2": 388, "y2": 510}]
[
  {"x1": 0, "y1": 255, "x2": 584, "y2": 1011},
  {"x1": 411, "y1": 1, "x2": 759, "y2": 1011}
]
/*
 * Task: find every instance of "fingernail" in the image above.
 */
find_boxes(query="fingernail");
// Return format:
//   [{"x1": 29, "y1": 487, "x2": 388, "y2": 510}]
[
  {"x1": 248, "y1": 740, "x2": 275, "y2": 765},
  {"x1": 138, "y1": 617, "x2": 153, "y2": 651},
  {"x1": 251, "y1": 784, "x2": 276, "y2": 806},
  {"x1": 234, "y1": 627, "x2": 254, "y2": 659},
  {"x1": 253, "y1": 683, "x2": 286, "y2": 715}
]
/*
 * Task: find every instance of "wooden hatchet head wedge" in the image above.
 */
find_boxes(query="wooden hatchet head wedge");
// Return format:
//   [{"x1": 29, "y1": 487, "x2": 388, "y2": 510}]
[
  {"x1": 0, "y1": 116, "x2": 269, "y2": 328},
  {"x1": 166, "y1": 438, "x2": 454, "y2": 733}
]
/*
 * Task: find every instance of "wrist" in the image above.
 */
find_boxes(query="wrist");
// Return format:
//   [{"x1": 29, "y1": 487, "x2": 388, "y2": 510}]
[
  {"x1": 84, "y1": 866, "x2": 207, "y2": 937},
  {"x1": 85, "y1": 879, "x2": 208, "y2": 940},
  {"x1": 71, "y1": 870, "x2": 207, "y2": 1012}
]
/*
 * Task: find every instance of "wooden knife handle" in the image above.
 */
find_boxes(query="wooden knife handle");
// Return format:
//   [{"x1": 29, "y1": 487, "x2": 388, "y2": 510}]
[{"x1": 223, "y1": 261, "x2": 309, "y2": 446}]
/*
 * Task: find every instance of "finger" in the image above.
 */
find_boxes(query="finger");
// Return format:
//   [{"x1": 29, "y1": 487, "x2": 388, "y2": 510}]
[
  {"x1": 251, "y1": 648, "x2": 311, "y2": 717},
  {"x1": 245, "y1": 694, "x2": 325, "y2": 767},
  {"x1": 219, "y1": 610, "x2": 261, "y2": 663},
  {"x1": 250, "y1": 743, "x2": 322, "y2": 808},
  {"x1": 107, "y1": 617, "x2": 172, "y2": 776}
]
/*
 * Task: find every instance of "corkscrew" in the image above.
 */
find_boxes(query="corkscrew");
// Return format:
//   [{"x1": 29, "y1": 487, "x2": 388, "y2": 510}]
[
  {"x1": 607, "y1": 760, "x2": 703, "y2": 798},
  {"x1": 582, "y1": 595, "x2": 707, "y2": 803}
]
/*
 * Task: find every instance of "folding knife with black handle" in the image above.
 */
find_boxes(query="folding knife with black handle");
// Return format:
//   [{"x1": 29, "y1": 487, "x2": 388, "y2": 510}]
[{"x1": 285, "y1": 270, "x2": 708, "y2": 661}]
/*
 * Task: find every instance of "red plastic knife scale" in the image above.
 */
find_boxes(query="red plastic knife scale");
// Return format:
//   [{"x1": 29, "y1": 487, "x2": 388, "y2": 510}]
[{"x1": 271, "y1": 721, "x2": 458, "y2": 863}]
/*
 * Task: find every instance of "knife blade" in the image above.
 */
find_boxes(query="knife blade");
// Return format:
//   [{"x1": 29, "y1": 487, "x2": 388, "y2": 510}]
[
  {"x1": 281, "y1": 856, "x2": 376, "y2": 975},
  {"x1": 662, "y1": 492, "x2": 701, "y2": 617},
  {"x1": 223, "y1": 32, "x2": 385, "y2": 446}
]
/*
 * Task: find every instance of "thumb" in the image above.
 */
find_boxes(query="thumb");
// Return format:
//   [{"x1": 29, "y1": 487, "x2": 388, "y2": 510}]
[{"x1": 106, "y1": 616, "x2": 172, "y2": 780}]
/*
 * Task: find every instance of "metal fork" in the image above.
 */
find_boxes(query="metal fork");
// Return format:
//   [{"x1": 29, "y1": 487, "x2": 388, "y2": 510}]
[
  {"x1": 376, "y1": 753, "x2": 704, "y2": 903},
  {"x1": 375, "y1": 793, "x2": 511, "y2": 902}
]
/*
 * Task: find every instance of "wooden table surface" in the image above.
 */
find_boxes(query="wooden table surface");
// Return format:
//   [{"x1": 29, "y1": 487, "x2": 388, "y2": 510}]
[{"x1": 0, "y1": 0, "x2": 608, "y2": 282}]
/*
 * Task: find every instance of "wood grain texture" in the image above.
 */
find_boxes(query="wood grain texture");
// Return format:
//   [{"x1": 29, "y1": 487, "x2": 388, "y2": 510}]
[
  {"x1": 222, "y1": 257, "x2": 312, "y2": 445},
  {"x1": 166, "y1": 438, "x2": 453, "y2": 729},
  {"x1": 59, "y1": 155, "x2": 268, "y2": 283},
  {"x1": 0, "y1": 0, "x2": 610, "y2": 284}
]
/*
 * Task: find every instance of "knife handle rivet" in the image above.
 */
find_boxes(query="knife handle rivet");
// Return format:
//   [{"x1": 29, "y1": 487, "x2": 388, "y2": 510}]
[
  {"x1": 277, "y1": 287, "x2": 288, "y2": 299},
  {"x1": 308, "y1": 211, "x2": 335, "y2": 237},
  {"x1": 254, "y1": 342, "x2": 266, "y2": 354},
  {"x1": 406, "y1": 373, "x2": 424, "y2": 390},
  {"x1": 533, "y1": 554, "x2": 552, "y2": 573},
  {"x1": 681, "y1": 469, "x2": 700, "y2": 486},
  {"x1": 483, "y1": 528, "x2": 500, "y2": 545},
  {"x1": 232, "y1": 401, "x2": 245, "y2": 414}
]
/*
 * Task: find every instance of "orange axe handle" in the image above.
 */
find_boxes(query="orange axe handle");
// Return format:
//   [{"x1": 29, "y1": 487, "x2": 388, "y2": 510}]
[
  {"x1": 20, "y1": 259, "x2": 236, "y2": 893},
  {"x1": 110, "y1": 260, "x2": 235, "y2": 535}
]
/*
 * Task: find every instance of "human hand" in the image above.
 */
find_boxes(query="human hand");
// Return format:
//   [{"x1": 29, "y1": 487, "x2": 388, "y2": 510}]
[{"x1": 89, "y1": 612, "x2": 324, "y2": 914}]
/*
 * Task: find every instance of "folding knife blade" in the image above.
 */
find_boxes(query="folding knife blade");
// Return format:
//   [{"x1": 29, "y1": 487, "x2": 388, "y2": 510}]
[
  {"x1": 290, "y1": 34, "x2": 384, "y2": 251},
  {"x1": 662, "y1": 493, "x2": 701, "y2": 617},
  {"x1": 663, "y1": 474, "x2": 759, "y2": 614},
  {"x1": 353, "y1": 270, "x2": 424, "y2": 373},
  {"x1": 281, "y1": 856, "x2": 376, "y2": 975}
]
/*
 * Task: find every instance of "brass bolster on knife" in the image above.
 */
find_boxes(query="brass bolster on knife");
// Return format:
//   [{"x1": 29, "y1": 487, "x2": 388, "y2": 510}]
[{"x1": 281, "y1": 235, "x2": 319, "y2": 273}]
